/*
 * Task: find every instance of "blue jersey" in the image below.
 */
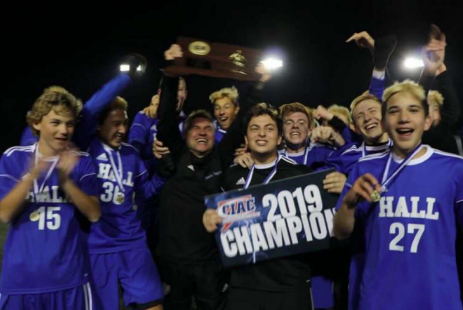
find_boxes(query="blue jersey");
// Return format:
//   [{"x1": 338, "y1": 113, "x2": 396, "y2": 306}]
[
  {"x1": 20, "y1": 127, "x2": 37, "y2": 146},
  {"x1": 129, "y1": 111, "x2": 186, "y2": 173},
  {"x1": 129, "y1": 112, "x2": 159, "y2": 174},
  {"x1": 213, "y1": 120, "x2": 227, "y2": 143},
  {"x1": 280, "y1": 143, "x2": 335, "y2": 170},
  {"x1": 280, "y1": 145, "x2": 335, "y2": 308},
  {"x1": 340, "y1": 126, "x2": 363, "y2": 145},
  {"x1": 86, "y1": 139, "x2": 164, "y2": 254},
  {"x1": 327, "y1": 140, "x2": 392, "y2": 176},
  {"x1": 337, "y1": 146, "x2": 463, "y2": 310},
  {"x1": 0, "y1": 144, "x2": 98, "y2": 294}
]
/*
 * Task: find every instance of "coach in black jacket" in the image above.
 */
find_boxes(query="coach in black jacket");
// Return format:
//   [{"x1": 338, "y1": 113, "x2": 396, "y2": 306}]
[{"x1": 155, "y1": 44, "x2": 270, "y2": 310}]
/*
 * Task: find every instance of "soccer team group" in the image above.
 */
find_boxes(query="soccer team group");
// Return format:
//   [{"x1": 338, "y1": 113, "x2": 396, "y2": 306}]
[{"x1": 0, "y1": 27, "x2": 462, "y2": 310}]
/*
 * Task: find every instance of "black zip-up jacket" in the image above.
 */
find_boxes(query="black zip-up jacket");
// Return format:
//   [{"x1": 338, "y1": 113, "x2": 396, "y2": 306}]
[{"x1": 156, "y1": 74, "x2": 264, "y2": 263}]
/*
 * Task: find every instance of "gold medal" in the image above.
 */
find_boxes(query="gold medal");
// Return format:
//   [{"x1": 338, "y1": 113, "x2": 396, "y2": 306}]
[
  {"x1": 115, "y1": 193, "x2": 125, "y2": 204},
  {"x1": 370, "y1": 190, "x2": 381, "y2": 203},
  {"x1": 29, "y1": 210, "x2": 40, "y2": 222}
]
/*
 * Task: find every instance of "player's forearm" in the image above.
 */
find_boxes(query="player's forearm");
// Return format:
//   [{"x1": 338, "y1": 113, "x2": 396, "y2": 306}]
[
  {"x1": 0, "y1": 176, "x2": 35, "y2": 223},
  {"x1": 333, "y1": 201, "x2": 356, "y2": 240},
  {"x1": 435, "y1": 71, "x2": 460, "y2": 126},
  {"x1": 61, "y1": 180, "x2": 101, "y2": 222},
  {"x1": 332, "y1": 132, "x2": 346, "y2": 148},
  {"x1": 157, "y1": 75, "x2": 182, "y2": 150}
]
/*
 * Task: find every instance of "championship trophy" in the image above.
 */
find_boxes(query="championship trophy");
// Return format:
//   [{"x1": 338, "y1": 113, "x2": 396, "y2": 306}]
[{"x1": 163, "y1": 37, "x2": 263, "y2": 81}]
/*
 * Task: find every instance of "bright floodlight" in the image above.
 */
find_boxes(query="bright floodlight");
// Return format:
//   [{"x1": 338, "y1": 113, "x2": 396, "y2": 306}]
[
  {"x1": 120, "y1": 64, "x2": 130, "y2": 72},
  {"x1": 261, "y1": 58, "x2": 283, "y2": 70},
  {"x1": 136, "y1": 65, "x2": 143, "y2": 72},
  {"x1": 404, "y1": 57, "x2": 424, "y2": 69}
]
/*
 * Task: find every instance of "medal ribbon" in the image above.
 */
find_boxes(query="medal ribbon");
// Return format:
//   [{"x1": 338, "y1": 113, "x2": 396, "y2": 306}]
[
  {"x1": 102, "y1": 143, "x2": 125, "y2": 193},
  {"x1": 244, "y1": 154, "x2": 281, "y2": 189}
]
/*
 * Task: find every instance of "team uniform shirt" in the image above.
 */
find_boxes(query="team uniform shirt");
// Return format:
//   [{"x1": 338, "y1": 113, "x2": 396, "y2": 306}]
[
  {"x1": 128, "y1": 113, "x2": 159, "y2": 174},
  {"x1": 337, "y1": 146, "x2": 463, "y2": 310},
  {"x1": 326, "y1": 139, "x2": 392, "y2": 309},
  {"x1": 86, "y1": 139, "x2": 164, "y2": 254},
  {"x1": 223, "y1": 156, "x2": 314, "y2": 292},
  {"x1": 0, "y1": 144, "x2": 98, "y2": 294},
  {"x1": 129, "y1": 111, "x2": 186, "y2": 172},
  {"x1": 213, "y1": 120, "x2": 227, "y2": 143},
  {"x1": 280, "y1": 145, "x2": 335, "y2": 308},
  {"x1": 279, "y1": 143, "x2": 335, "y2": 171},
  {"x1": 19, "y1": 127, "x2": 37, "y2": 146},
  {"x1": 327, "y1": 139, "x2": 392, "y2": 176}
]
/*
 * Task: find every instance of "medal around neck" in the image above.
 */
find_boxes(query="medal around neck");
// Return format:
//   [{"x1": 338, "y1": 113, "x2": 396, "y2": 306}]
[
  {"x1": 29, "y1": 210, "x2": 40, "y2": 221},
  {"x1": 370, "y1": 190, "x2": 381, "y2": 202},
  {"x1": 115, "y1": 192, "x2": 125, "y2": 205}
]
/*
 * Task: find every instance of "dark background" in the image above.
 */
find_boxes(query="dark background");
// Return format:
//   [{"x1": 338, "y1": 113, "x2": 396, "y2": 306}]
[{"x1": 1, "y1": 0, "x2": 462, "y2": 153}]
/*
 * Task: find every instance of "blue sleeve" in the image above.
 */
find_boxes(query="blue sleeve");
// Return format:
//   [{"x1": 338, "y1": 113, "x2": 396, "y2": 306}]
[
  {"x1": 73, "y1": 74, "x2": 132, "y2": 150},
  {"x1": 340, "y1": 127, "x2": 363, "y2": 145},
  {"x1": 326, "y1": 142, "x2": 357, "y2": 174},
  {"x1": 129, "y1": 115, "x2": 160, "y2": 171},
  {"x1": 20, "y1": 127, "x2": 38, "y2": 146},
  {"x1": 454, "y1": 162, "x2": 463, "y2": 228},
  {"x1": 134, "y1": 155, "x2": 165, "y2": 202},
  {"x1": 335, "y1": 166, "x2": 356, "y2": 211},
  {"x1": 84, "y1": 73, "x2": 132, "y2": 117},
  {"x1": 72, "y1": 155, "x2": 98, "y2": 197},
  {"x1": 129, "y1": 113, "x2": 150, "y2": 144},
  {"x1": 307, "y1": 145, "x2": 335, "y2": 170},
  {"x1": 0, "y1": 152, "x2": 20, "y2": 202},
  {"x1": 368, "y1": 76, "x2": 385, "y2": 101}
]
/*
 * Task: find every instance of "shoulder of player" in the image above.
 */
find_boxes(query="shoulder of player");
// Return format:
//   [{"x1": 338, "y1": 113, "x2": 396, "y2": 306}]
[
  {"x1": 132, "y1": 112, "x2": 155, "y2": 127},
  {"x1": 279, "y1": 155, "x2": 298, "y2": 166},
  {"x1": 430, "y1": 147, "x2": 463, "y2": 163},
  {"x1": 340, "y1": 143, "x2": 362, "y2": 155},
  {"x1": 278, "y1": 156, "x2": 311, "y2": 174},
  {"x1": 120, "y1": 142, "x2": 141, "y2": 154},
  {"x1": 225, "y1": 164, "x2": 249, "y2": 176},
  {"x1": 309, "y1": 142, "x2": 336, "y2": 150},
  {"x1": 358, "y1": 150, "x2": 389, "y2": 163},
  {"x1": 70, "y1": 150, "x2": 90, "y2": 158},
  {"x1": 3, "y1": 145, "x2": 35, "y2": 158}
]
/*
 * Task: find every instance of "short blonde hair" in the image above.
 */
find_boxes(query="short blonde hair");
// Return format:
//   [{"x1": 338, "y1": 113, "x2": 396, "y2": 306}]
[
  {"x1": 98, "y1": 96, "x2": 128, "y2": 124},
  {"x1": 382, "y1": 80, "x2": 427, "y2": 117},
  {"x1": 328, "y1": 104, "x2": 352, "y2": 124},
  {"x1": 427, "y1": 90, "x2": 444, "y2": 108},
  {"x1": 382, "y1": 80, "x2": 425, "y2": 104},
  {"x1": 350, "y1": 91, "x2": 381, "y2": 112},
  {"x1": 111, "y1": 96, "x2": 128, "y2": 110},
  {"x1": 27, "y1": 86, "x2": 82, "y2": 136},
  {"x1": 279, "y1": 102, "x2": 315, "y2": 129},
  {"x1": 209, "y1": 87, "x2": 239, "y2": 106}
]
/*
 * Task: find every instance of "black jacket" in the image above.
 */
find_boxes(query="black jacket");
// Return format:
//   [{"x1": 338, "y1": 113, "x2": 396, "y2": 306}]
[
  {"x1": 222, "y1": 157, "x2": 314, "y2": 291},
  {"x1": 156, "y1": 74, "x2": 263, "y2": 263}
]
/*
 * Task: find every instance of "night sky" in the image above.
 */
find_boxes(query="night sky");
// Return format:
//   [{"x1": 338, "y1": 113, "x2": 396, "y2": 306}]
[{"x1": 2, "y1": 0, "x2": 462, "y2": 153}]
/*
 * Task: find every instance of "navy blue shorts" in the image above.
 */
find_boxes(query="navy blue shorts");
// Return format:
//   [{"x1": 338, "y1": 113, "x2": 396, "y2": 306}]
[
  {"x1": 89, "y1": 247, "x2": 163, "y2": 310},
  {"x1": 0, "y1": 283, "x2": 93, "y2": 310}
]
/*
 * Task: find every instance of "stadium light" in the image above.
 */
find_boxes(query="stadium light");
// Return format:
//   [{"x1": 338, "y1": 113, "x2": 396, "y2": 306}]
[
  {"x1": 404, "y1": 57, "x2": 424, "y2": 69},
  {"x1": 119, "y1": 64, "x2": 143, "y2": 72},
  {"x1": 261, "y1": 58, "x2": 283, "y2": 70},
  {"x1": 120, "y1": 64, "x2": 130, "y2": 72}
]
